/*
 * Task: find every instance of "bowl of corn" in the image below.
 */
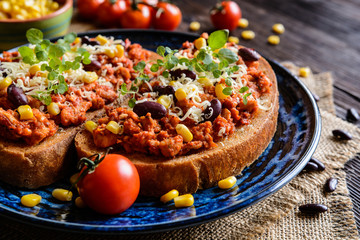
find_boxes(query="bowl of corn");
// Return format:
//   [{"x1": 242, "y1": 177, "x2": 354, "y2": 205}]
[{"x1": 0, "y1": 0, "x2": 73, "y2": 51}]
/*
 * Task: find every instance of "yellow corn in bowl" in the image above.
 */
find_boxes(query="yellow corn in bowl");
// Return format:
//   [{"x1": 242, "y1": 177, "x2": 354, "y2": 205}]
[{"x1": 0, "y1": 0, "x2": 73, "y2": 51}]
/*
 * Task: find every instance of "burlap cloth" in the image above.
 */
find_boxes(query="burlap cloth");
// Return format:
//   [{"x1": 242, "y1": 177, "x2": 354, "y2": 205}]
[{"x1": 1, "y1": 62, "x2": 359, "y2": 240}]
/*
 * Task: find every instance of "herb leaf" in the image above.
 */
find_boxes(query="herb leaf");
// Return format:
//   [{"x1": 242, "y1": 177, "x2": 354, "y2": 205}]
[
  {"x1": 218, "y1": 48, "x2": 239, "y2": 64},
  {"x1": 243, "y1": 92, "x2": 252, "y2": 105},
  {"x1": 222, "y1": 87, "x2": 233, "y2": 96},
  {"x1": 208, "y1": 29, "x2": 229, "y2": 50},
  {"x1": 26, "y1": 28, "x2": 43, "y2": 45},
  {"x1": 239, "y1": 86, "x2": 249, "y2": 93}
]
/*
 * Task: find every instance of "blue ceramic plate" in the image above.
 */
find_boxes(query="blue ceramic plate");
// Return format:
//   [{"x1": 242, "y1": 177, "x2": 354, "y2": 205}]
[{"x1": 0, "y1": 30, "x2": 321, "y2": 234}]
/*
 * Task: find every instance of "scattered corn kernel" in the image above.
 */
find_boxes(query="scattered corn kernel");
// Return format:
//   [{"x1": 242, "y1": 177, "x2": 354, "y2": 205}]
[
  {"x1": 267, "y1": 35, "x2": 280, "y2": 45},
  {"x1": 104, "y1": 48, "x2": 115, "y2": 58},
  {"x1": 29, "y1": 65, "x2": 41, "y2": 76},
  {"x1": 189, "y1": 21, "x2": 201, "y2": 31},
  {"x1": 95, "y1": 35, "x2": 108, "y2": 45},
  {"x1": 193, "y1": 50, "x2": 200, "y2": 58},
  {"x1": 175, "y1": 88, "x2": 187, "y2": 101},
  {"x1": 194, "y1": 37, "x2": 207, "y2": 50},
  {"x1": 241, "y1": 30, "x2": 256, "y2": 40},
  {"x1": 218, "y1": 176, "x2": 237, "y2": 189},
  {"x1": 69, "y1": 173, "x2": 79, "y2": 185},
  {"x1": 272, "y1": 23, "x2": 285, "y2": 34},
  {"x1": 52, "y1": 189, "x2": 73, "y2": 202},
  {"x1": 17, "y1": 105, "x2": 33, "y2": 120},
  {"x1": 73, "y1": 37, "x2": 81, "y2": 45},
  {"x1": 0, "y1": 77, "x2": 12, "y2": 89},
  {"x1": 169, "y1": 81, "x2": 176, "y2": 86},
  {"x1": 84, "y1": 120, "x2": 98, "y2": 133},
  {"x1": 174, "y1": 194, "x2": 194, "y2": 208},
  {"x1": 176, "y1": 124, "x2": 193, "y2": 142},
  {"x1": 160, "y1": 189, "x2": 179, "y2": 203},
  {"x1": 83, "y1": 71, "x2": 98, "y2": 83},
  {"x1": 197, "y1": 77, "x2": 213, "y2": 87},
  {"x1": 215, "y1": 84, "x2": 228, "y2": 100},
  {"x1": 115, "y1": 45, "x2": 124, "y2": 58},
  {"x1": 299, "y1": 67, "x2": 311, "y2": 78},
  {"x1": 238, "y1": 18, "x2": 249, "y2": 28},
  {"x1": 47, "y1": 102, "x2": 60, "y2": 116},
  {"x1": 228, "y1": 36, "x2": 239, "y2": 44},
  {"x1": 21, "y1": 194, "x2": 42, "y2": 207},
  {"x1": 75, "y1": 197, "x2": 86, "y2": 208},
  {"x1": 157, "y1": 95, "x2": 172, "y2": 109},
  {"x1": 106, "y1": 121, "x2": 121, "y2": 134}
]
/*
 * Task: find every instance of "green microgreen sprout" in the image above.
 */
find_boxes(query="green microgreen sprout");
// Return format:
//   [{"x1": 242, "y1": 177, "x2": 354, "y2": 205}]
[{"x1": 239, "y1": 86, "x2": 252, "y2": 105}]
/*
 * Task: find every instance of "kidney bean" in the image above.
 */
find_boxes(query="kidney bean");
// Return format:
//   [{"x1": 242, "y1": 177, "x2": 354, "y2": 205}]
[
  {"x1": 81, "y1": 36, "x2": 100, "y2": 46},
  {"x1": 299, "y1": 204, "x2": 328, "y2": 214},
  {"x1": 83, "y1": 60, "x2": 102, "y2": 71},
  {"x1": 7, "y1": 84, "x2": 28, "y2": 107},
  {"x1": 303, "y1": 161, "x2": 318, "y2": 172},
  {"x1": 153, "y1": 85, "x2": 175, "y2": 96},
  {"x1": 332, "y1": 129, "x2": 352, "y2": 141},
  {"x1": 169, "y1": 69, "x2": 196, "y2": 81},
  {"x1": 309, "y1": 157, "x2": 325, "y2": 171},
  {"x1": 324, "y1": 177, "x2": 338, "y2": 193},
  {"x1": 238, "y1": 48, "x2": 261, "y2": 62},
  {"x1": 133, "y1": 101, "x2": 167, "y2": 119},
  {"x1": 203, "y1": 99, "x2": 221, "y2": 122},
  {"x1": 346, "y1": 108, "x2": 359, "y2": 123}
]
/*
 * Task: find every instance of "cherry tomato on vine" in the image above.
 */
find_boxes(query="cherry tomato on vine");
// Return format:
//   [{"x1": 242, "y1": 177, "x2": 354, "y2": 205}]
[
  {"x1": 120, "y1": 4, "x2": 152, "y2": 29},
  {"x1": 153, "y1": 2, "x2": 182, "y2": 31},
  {"x1": 210, "y1": 1, "x2": 241, "y2": 31},
  {"x1": 97, "y1": 0, "x2": 128, "y2": 27},
  {"x1": 77, "y1": 0, "x2": 105, "y2": 20},
  {"x1": 77, "y1": 154, "x2": 140, "y2": 215}
]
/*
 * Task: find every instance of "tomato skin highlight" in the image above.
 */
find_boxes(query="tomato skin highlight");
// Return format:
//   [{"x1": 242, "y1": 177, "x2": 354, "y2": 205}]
[
  {"x1": 120, "y1": 4, "x2": 152, "y2": 29},
  {"x1": 153, "y1": 2, "x2": 182, "y2": 31},
  {"x1": 77, "y1": 154, "x2": 140, "y2": 215},
  {"x1": 97, "y1": 0, "x2": 128, "y2": 27},
  {"x1": 77, "y1": 0, "x2": 105, "y2": 20},
  {"x1": 210, "y1": 1, "x2": 242, "y2": 31}
]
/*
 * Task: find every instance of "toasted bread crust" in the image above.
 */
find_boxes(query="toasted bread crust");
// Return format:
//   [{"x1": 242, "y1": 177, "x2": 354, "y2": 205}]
[{"x1": 75, "y1": 57, "x2": 279, "y2": 196}]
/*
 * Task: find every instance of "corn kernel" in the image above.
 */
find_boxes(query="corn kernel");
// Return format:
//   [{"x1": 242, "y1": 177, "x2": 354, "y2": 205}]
[
  {"x1": 174, "y1": 194, "x2": 194, "y2": 208},
  {"x1": 104, "y1": 49, "x2": 115, "y2": 58},
  {"x1": 238, "y1": 18, "x2": 249, "y2": 28},
  {"x1": 215, "y1": 84, "x2": 228, "y2": 100},
  {"x1": 175, "y1": 88, "x2": 187, "y2": 101},
  {"x1": 197, "y1": 77, "x2": 213, "y2": 87},
  {"x1": 115, "y1": 45, "x2": 124, "y2": 58},
  {"x1": 50, "y1": 1, "x2": 59, "y2": 10},
  {"x1": 73, "y1": 37, "x2": 81, "y2": 45},
  {"x1": 193, "y1": 50, "x2": 200, "y2": 58},
  {"x1": 106, "y1": 121, "x2": 121, "y2": 134},
  {"x1": 169, "y1": 81, "x2": 177, "y2": 86},
  {"x1": 0, "y1": 77, "x2": 12, "y2": 89},
  {"x1": 157, "y1": 95, "x2": 172, "y2": 109},
  {"x1": 75, "y1": 197, "x2": 86, "y2": 208},
  {"x1": 272, "y1": 23, "x2": 285, "y2": 34},
  {"x1": 160, "y1": 189, "x2": 179, "y2": 203},
  {"x1": 0, "y1": 1, "x2": 11, "y2": 12},
  {"x1": 0, "y1": 12, "x2": 8, "y2": 20},
  {"x1": 194, "y1": 37, "x2": 207, "y2": 50},
  {"x1": 176, "y1": 124, "x2": 193, "y2": 142},
  {"x1": 17, "y1": 105, "x2": 33, "y2": 120},
  {"x1": 83, "y1": 71, "x2": 98, "y2": 83},
  {"x1": 189, "y1": 21, "x2": 201, "y2": 31},
  {"x1": 268, "y1": 35, "x2": 280, "y2": 45},
  {"x1": 241, "y1": 30, "x2": 256, "y2": 40},
  {"x1": 299, "y1": 67, "x2": 311, "y2": 78},
  {"x1": 228, "y1": 36, "x2": 239, "y2": 44},
  {"x1": 69, "y1": 173, "x2": 79, "y2": 185},
  {"x1": 29, "y1": 65, "x2": 41, "y2": 76},
  {"x1": 96, "y1": 35, "x2": 108, "y2": 45},
  {"x1": 218, "y1": 176, "x2": 237, "y2": 189},
  {"x1": 47, "y1": 102, "x2": 60, "y2": 115},
  {"x1": 21, "y1": 194, "x2": 42, "y2": 207},
  {"x1": 84, "y1": 120, "x2": 98, "y2": 133},
  {"x1": 52, "y1": 189, "x2": 73, "y2": 202}
]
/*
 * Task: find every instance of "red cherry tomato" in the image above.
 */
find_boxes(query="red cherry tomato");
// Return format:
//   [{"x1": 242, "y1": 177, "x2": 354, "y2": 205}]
[
  {"x1": 77, "y1": 154, "x2": 140, "y2": 215},
  {"x1": 210, "y1": 1, "x2": 241, "y2": 31},
  {"x1": 77, "y1": 0, "x2": 105, "y2": 20},
  {"x1": 120, "y1": 4, "x2": 152, "y2": 29},
  {"x1": 153, "y1": 2, "x2": 182, "y2": 31},
  {"x1": 97, "y1": 0, "x2": 128, "y2": 27}
]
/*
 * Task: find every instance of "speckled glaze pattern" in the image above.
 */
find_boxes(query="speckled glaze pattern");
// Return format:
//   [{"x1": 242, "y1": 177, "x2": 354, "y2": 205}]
[{"x1": 0, "y1": 30, "x2": 321, "y2": 234}]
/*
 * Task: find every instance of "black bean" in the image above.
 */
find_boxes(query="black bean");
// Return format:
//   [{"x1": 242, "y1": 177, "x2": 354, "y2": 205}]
[
  {"x1": 81, "y1": 36, "x2": 100, "y2": 46},
  {"x1": 312, "y1": 92, "x2": 320, "y2": 102},
  {"x1": 346, "y1": 108, "x2": 359, "y2": 123},
  {"x1": 7, "y1": 84, "x2": 28, "y2": 107},
  {"x1": 324, "y1": 177, "x2": 338, "y2": 193},
  {"x1": 83, "y1": 59, "x2": 102, "y2": 71},
  {"x1": 238, "y1": 48, "x2": 261, "y2": 62},
  {"x1": 332, "y1": 129, "x2": 352, "y2": 141},
  {"x1": 169, "y1": 69, "x2": 196, "y2": 81},
  {"x1": 309, "y1": 157, "x2": 325, "y2": 171},
  {"x1": 303, "y1": 161, "x2": 318, "y2": 172},
  {"x1": 133, "y1": 101, "x2": 167, "y2": 119},
  {"x1": 153, "y1": 85, "x2": 175, "y2": 96},
  {"x1": 299, "y1": 204, "x2": 328, "y2": 214},
  {"x1": 203, "y1": 99, "x2": 222, "y2": 122}
]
